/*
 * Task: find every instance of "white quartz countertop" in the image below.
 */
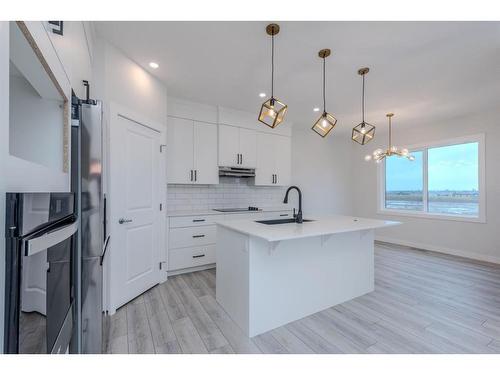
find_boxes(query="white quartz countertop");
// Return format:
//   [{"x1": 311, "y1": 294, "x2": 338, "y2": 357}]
[{"x1": 216, "y1": 214, "x2": 400, "y2": 242}]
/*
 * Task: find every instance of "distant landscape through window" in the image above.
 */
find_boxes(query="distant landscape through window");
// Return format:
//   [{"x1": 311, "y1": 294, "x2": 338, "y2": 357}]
[{"x1": 384, "y1": 141, "x2": 479, "y2": 217}]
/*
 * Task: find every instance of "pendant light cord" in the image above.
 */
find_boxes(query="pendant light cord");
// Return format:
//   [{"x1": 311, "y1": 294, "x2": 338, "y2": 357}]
[
  {"x1": 323, "y1": 57, "x2": 326, "y2": 113},
  {"x1": 361, "y1": 74, "x2": 365, "y2": 123},
  {"x1": 271, "y1": 33, "x2": 274, "y2": 98}
]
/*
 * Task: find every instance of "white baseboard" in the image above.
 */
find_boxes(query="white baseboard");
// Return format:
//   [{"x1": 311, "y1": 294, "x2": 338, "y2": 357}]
[
  {"x1": 166, "y1": 263, "x2": 216, "y2": 277},
  {"x1": 375, "y1": 236, "x2": 500, "y2": 265}
]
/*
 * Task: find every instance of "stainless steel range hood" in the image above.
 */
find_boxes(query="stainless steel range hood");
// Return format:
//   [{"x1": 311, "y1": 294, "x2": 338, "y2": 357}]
[{"x1": 219, "y1": 166, "x2": 256, "y2": 178}]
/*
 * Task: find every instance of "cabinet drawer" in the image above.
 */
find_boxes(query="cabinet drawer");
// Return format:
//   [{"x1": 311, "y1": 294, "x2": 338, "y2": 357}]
[
  {"x1": 169, "y1": 225, "x2": 216, "y2": 249},
  {"x1": 169, "y1": 214, "x2": 221, "y2": 228},
  {"x1": 168, "y1": 245, "x2": 216, "y2": 271}
]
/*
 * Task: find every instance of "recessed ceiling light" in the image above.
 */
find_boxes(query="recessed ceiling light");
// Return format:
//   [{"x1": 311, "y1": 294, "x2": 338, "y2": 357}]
[
  {"x1": 313, "y1": 107, "x2": 320, "y2": 112},
  {"x1": 259, "y1": 92, "x2": 266, "y2": 98},
  {"x1": 149, "y1": 62, "x2": 159, "y2": 69}
]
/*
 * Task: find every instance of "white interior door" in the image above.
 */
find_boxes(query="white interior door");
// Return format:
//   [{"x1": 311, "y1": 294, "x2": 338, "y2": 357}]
[
  {"x1": 218, "y1": 124, "x2": 239, "y2": 167},
  {"x1": 110, "y1": 113, "x2": 162, "y2": 310},
  {"x1": 166, "y1": 117, "x2": 194, "y2": 184},
  {"x1": 194, "y1": 121, "x2": 219, "y2": 184},
  {"x1": 239, "y1": 128, "x2": 257, "y2": 168}
]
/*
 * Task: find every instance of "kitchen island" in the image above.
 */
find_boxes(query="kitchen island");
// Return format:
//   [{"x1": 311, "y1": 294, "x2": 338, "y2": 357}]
[{"x1": 215, "y1": 215, "x2": 399, "y2": 337}]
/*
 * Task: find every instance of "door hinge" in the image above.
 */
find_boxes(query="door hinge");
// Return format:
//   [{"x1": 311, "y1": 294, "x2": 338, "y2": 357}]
[
  {"x1": 160, "y1": 203, "x2": 163, "y2": 211},
  {"x1": 160, "y1": 144, "x2": 167, "y2": 152},
  {"x1": 159, "y1": 261, "x2": 166, "y2": 270}
]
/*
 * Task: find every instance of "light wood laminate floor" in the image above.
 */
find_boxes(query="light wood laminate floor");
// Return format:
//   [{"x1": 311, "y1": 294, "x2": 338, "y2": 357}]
[{"x1": 103, "y1": 242, "x2": 500, "y2": 354}]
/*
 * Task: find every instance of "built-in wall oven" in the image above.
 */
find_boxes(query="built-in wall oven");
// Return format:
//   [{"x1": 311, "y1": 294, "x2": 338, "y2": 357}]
[{"x1": 4, "y1": 192, "x2": 77, "y2": 354}]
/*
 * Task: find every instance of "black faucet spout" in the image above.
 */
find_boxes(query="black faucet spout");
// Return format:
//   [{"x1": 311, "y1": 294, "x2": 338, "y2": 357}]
[{"x1": 283, "y1": 186, "x2": 303, "y2": 223}]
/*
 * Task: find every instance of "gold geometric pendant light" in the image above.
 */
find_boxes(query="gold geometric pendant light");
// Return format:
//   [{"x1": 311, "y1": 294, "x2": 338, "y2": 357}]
[
  {"x1": 258, "y1": 23, "x2": 288, "y2": 128},
  {"x1": 365, "y1": 113, "x2": 415, "y2": 163},
  {"x1": 352, "y1": 67, "x2": 376, "y2": 145},
  {"x1": 311, "y1": 49, "x2": 338, "y2": 137}
]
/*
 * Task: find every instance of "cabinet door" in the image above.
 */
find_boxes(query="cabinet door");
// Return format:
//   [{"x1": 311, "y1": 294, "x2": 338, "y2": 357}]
[
  {"x1": 254, "y1": 133, "x2": 276, "y2": 186},
  {"x1": 218, "y1": 124, "x2": 239, "y2": 167},
  {"x1": 238, "y1": 128, "x2": 257, "y2": 168},
  {"x1": 194, "y1": 121, "x2": 219, "y2": 184},
  {"x1": 167, "y1": 117, "x2": 194, "y2": 184},
  {"x1": 275, "y1": 135, "x2": 292, "y2": 186}
]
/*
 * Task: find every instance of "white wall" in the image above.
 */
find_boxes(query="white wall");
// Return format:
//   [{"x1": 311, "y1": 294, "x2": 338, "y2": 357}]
[
  {"x1": 291, "y1": 127, "x2": 353, "y2": 216},
  {"x1": 93, "y1": 37, "x2": 168, "y2": 124},
  {"x1": 352, "y1": 107, "x2": 500, "y2": 263},
  {"x1": 9, "y1": 74, "x2": 64, "y2": 170}
]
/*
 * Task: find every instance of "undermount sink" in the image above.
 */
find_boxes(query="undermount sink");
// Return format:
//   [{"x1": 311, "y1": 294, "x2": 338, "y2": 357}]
[{"x1": 255, "y1": 218, "x2": 314, "y2": 225}]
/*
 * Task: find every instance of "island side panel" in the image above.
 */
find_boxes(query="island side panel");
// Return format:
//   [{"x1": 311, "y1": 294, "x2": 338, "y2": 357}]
[
  {"x1": 248, "y1": 230, "x2": 374, "y2": 337},
  {"x1": 215, "y1": 225, "x2": 251, "y2": 335}
]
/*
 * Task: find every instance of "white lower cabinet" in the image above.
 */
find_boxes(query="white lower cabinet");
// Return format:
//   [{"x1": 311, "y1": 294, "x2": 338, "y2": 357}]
[
  {"x1": 169, "y1": 245, "x2": 216, "y2": 271},
  {"x1": 167, "y1": 210, "x2": 291, "y2": 274}
]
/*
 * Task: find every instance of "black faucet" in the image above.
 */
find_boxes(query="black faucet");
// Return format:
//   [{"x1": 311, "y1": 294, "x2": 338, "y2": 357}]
[{"x1": 283, "y1": 186, "x2": 303, "y2": 223}]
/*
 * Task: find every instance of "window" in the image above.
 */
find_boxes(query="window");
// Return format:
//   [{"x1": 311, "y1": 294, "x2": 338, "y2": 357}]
[{"x1": 379, "y1": 135, "x2": 485, "y2": 222}]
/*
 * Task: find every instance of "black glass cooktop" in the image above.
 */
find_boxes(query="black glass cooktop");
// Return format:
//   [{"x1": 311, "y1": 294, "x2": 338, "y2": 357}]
[{"x1": 213, "y1": 207, "x2": 260, "y2": 213}]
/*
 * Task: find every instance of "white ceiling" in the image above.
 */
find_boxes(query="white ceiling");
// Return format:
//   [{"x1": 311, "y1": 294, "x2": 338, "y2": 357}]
[{"x1": 95, "y1": 21, "x2": 500, "y2": 132}]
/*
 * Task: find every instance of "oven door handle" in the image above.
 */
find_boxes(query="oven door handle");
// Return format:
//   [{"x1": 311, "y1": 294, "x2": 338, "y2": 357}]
[{"x1": 23, "y1": 221, "x2": 78, "y2": 257}]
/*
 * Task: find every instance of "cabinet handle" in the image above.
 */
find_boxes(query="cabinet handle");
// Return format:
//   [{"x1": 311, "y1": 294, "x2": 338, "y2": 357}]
[
  {"x1": 190, "y1": 170, "x2": 193, "y2": 181},
  {"x1": 236, "y1": 154, "x2": 240, "y2": 164},
  {"x1": 240, "y1": 154, "x2": 243, "y2": 165},
  {"x1": 275, "y1": 174, "x2": 278, "y2": 184},
  {"x1": 192, "y1": 234, "x2": 205, "y2": 238},
  {"x1": 192, "y1": 219, "x2": 205, "y2": 222},
  {"x1": 194, "y1": 169, "x2": 197, "y2": 181},
  {"x1": 192, "y1": 254, "x2": 205, "y2": 258},
  {"x1": 279, "y1": 214, "x2": 288, "y2": 217}
]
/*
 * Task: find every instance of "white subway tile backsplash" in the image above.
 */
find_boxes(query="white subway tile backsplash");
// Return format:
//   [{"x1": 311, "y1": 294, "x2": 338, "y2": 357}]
[{"x1": 167, "y1": 177, "x2": 287, "y2": 211}]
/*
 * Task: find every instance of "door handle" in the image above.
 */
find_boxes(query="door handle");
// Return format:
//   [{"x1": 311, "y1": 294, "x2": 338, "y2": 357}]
[{"x1": 118, "y1": 218, "x2": 132, "y2": 224}]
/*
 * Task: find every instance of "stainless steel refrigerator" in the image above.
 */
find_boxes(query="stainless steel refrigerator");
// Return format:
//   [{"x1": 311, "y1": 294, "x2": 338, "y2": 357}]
[{"x1": 71, "y1": 94, "x2": 107, "y2": 354}]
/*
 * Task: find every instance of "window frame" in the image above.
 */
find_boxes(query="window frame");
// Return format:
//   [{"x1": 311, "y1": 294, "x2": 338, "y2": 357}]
[{"x1": 377, "y1": 133, "x2": 486, "y2": 223}]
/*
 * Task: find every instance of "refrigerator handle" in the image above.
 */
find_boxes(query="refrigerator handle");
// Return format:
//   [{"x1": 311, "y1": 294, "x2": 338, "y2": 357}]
[{"x1": 100, "y1": 235, "x2": 111, "y2": 266}]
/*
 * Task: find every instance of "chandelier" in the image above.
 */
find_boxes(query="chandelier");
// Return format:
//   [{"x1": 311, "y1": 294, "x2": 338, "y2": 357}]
[{"x1": 365, "y1": 113, "x2": 415, "y2": 163}]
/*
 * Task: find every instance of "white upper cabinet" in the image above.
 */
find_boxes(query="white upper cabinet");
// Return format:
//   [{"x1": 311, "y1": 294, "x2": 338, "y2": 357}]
[
  {"x1": 218, "y1": 124, "x2": 257, "y2": 168},
  {"x1": 193, "y1": 121, "x2": 219, "y2": 184},
  {"x1": 167, "y1": 116, "x2": 218, "y2": 184},
  {"x1": 239, "y1": 128, "x2": 257, "y2": 168},
  {"x1": 254, "y1": 133, "x2": 291, "y2": 186},
  {"x1": 167, "y1": 117, "x2": 194, "y2": 184},
  {"x1": 218, "y1": 124, "x2": 239, "y2": 166}
]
